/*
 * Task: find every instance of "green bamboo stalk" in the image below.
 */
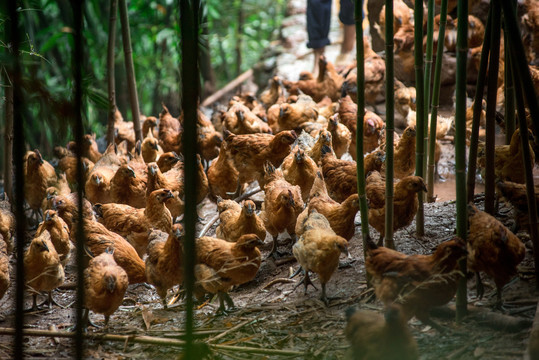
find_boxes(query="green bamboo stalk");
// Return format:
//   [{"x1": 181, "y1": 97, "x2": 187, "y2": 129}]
[
  {"x1": 414, "y1": 0, "x2": 425, "y2": 237},
  {"x1": 455, "y1": 0, "x2": 469, "y2": 322},
  {"x1": 503, "y1": 2, "x2": 516, "y2": 144},
  {"x1": 7, "y1": 1, "x2": 26, "y2": 357},
  {"x1": 72, "y1": 2, "x2": 86, "y2": 357},
  {"x1": 427, "y1": 0, "x2": 449, "y2": 202},
  {"x1": 423, "y1": 0, "x2": 434, "y2": 177},
  {"x1": 107, "y1": 0, "x2": 118, "y2": 146},
  {"x1": 498, "y1": 0, "x2": 539, "y2": 136},
  {"x1": 355, "y1": 0, "x2": 371, "y2": 258},
  {"x1": 504, "y1": 0, "x2": 539, "y2": 286},
  {"x1": 119, "y1": 0, "x2": 143, "y2": 143},
  {"x1": 484, "y1": 2, "x2": 501, "y2": 215},
  {"x1": 466, "y1": 4, "x2": 493, "y2": 204},
  {"x1": 384, "y1": 0, "x2": 395, "y2": 249},
  {"x1": 180, "y1": 0, "x2": 200, "y2": 357}
]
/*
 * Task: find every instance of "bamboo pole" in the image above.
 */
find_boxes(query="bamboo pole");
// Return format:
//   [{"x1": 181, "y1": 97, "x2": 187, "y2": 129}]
[
  {"x1": 355, "y1": 0, "x2": 372, "y2": 258},
  {"x1": 423, "y1": 0, "x2": 434, "y2": 177},
  {"x1": 466, "y1": 5, "x2": 493, "y2": 204},
  {"x1": 3, "y1": 70, "x2": 13, "y2": 203},
  {"x1": 8, "y1": 0, "x2": 25, "y2": 356},
  {"x1": 509, "y1": 43, "x2": 539, "y2": 288},
  {"x1": 503, "y1": 21, "x2": 515, "y2": 145},
  {"x1": 498, "y1": 0, "x2": 539, "y2": 136},
  {"x1": 180, "y1": 0, "x2": 199, "y2": 357},
  {"x1": 427, "y1": 0, "x2": 449, "y2": 202},
  {"x1": 72, "y1": 2, "x2": 86, "y2": 358},
  {"x1": 414, "y1": 0, "x2": 425, "y2": 237},
  {"x1": 119, "y1": 0, "x2": 142, "y2": 143},
  {"x1": 383, "y1": 0, "x2": 394, "y2": 249},
  {"x1": 455, "y1": 0, "x2": 469, "y2": 322},
  {"x1": 106, "y1": 0, "x2": 118, "y2": 146},
  {"x1": 484, "y1": 2, "x2": 501, "y2": 215}
]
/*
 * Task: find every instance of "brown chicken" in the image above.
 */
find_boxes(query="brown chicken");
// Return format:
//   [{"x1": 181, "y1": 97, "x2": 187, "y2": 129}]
[
  {"x1": 147, "y1": 162, "x2": 184, "y2": 219},
  {"x1": 406, "y1": 111, "x2": 453, "y2": 140},
  {"x1": 364, "y1": 149, "x2": 386, "y2": 175},
  {"x1": 157, "y1": 151, "x2": 183, "y2": 173},
  {"x1": 57, "y1": 155, "x2": 94, "y2": 186},
  {"x1": 260, "y1": 162, "x2": 304, "y2": 257},
  {"x1": 158, "y1": 104, "x2": 182, "y2": 153},
  {"x1": 467, "y1": 204, "x2": 526, "y2": 307},
  {"x1": 0, "y1": 237, "x2": 9, "y2": 302},
  {"x1": 95, "y1": 188, "x2": 174, "y2": 257},
  {"x1": 477, "y1": 128, "x2": 535, "y2": 184},
  {"x1": 394, "y1": 80, "x2": 417, "y2": 119},
  {"x1": 113, "y1": 108, "x2": 136, "y2": 151},
  {"x1": 25, "y1": 149, "x2": 58, "y2": 219},
  {"x1": 260, "y1": 76, "x2": 285, "y2": 109},
  {"x1": 292, "y1": 209, "x2": 349, "y2": 304},
  {"x1": 25, "y1": 231, "x2": 65, "y2": 310},
  {"x1": 216, "y1": 199, "x2": 266, "y2": 243},
  {"x1": 380, "y1": 126, "x2": 416, "y2": 180},
  {"x1": 281, "y1": 148, "x2": 318, "y2": 203},
  {"x1": 454, "y1": 15, "x2": 485, "y2": 49},
  {"x1": 284, "y1": 56, "x2": 344, "y2": 102},
  {"x1": 110, "y1": 164, "x2": 147, "y2": 208},
  {"x1": 342, "y1": 38, "x2": 386, "y2": 108},
  {"x1": 82, "y1": 134, "x2": 102, "y2": 163},
  {"x1": 194, "y1": 234, "x2": 263, "y2": 313},
  {"x1": 300, "y1": 171, "x2": 359, "y2": 240},
  {"x1": 52, "y1": 193, "x2": 96, "y2": 234},
  {"x1": 276, "y1": 95, "x2": 319, "y2": 133},
  {"x1": 74, "y1": 220, "x2": 146, "y2": 284},
  {"x1": 367, "y1": 171, "x2": 427, "y2": 245},
  {"x1": 378, "y1": 0, "x2": 412, "y2": 42},
  {"x1": 429, "y1": 14, "x2": 456, "y2": 53},
  {"x1": 142, "y1": 115, "x2": 159, "y2": 139},
  {"x1": 36, "y1": 210, "x2": 72, "y2": 266},
  {"x1": 327, "y1": 115, "x2": 351, "y2": 159},
  {"x1": 393, "y1": 23, "x2": 416, "y2": 84},
  {"x1": 522, "y1": 0, "x2": 539, "y2": 63},
  {"x1": 84, "y1": 144, "x2": 123, "y2": 205},
  {"x1": 320, "y1": 145, "x2": 358, "y2": 203},
  {"x1": 141, "y1": 129, "x2": 163, "y2": 163},
  {"x1": 223, "y1": 101, "x2": 272, "y2": 135},
  {"x1": 308, "y1": 130, "x2": 333, "y2": 164},
  {"x1": 338, "y1": 95, "x2": 384, "y2": 158},
  {"x1": 84, "y1": 247, "x2": 128, "y2": 327},
  {"x1": 146, "y1": 224, "x2": 184, "y2": 307},
  {"x1": 207, "y1": 140, "x2": 241, "y2": 200},
  {"x1": 0, "y1": 194, "x2": 15, "y2": 253},
  {"x1": 345, "y1": 305, "x2": 418, "y2": 360},
  {"x1": 52, "y1": 195, "x2": 146, "y2": 283},
  {"x1": 496, "y1": 179, "x2": 539, "y2": 232},
  {"x1": 224, "y1": 130, "x2": 297, "y2": 192},
  {"x1": 365, "y1": 236, "x2": 467, "y2": 330}
]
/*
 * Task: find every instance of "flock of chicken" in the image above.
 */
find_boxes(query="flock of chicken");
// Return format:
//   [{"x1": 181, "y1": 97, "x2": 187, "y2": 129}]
[{"x1": 0, "y1": 0, "x2": 538, "y2": 357}]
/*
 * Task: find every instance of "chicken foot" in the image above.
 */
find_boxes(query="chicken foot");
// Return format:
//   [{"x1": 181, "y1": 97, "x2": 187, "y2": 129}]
[{"x1": 216, "y1": 291, "x2": 235, "y2": 315}]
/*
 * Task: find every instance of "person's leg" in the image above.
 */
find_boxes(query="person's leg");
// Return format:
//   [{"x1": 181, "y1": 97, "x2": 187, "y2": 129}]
[
  {"x1": 307, "y1": 0, "x2": 332, "y2": 72},
  {"x1": 336, "y1": 0, "x2": 357, "y2": 66}
]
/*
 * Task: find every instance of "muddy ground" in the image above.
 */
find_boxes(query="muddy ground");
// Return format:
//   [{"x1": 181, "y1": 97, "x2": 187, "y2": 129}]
[{"x1": 0, "y1": 164, "x2": 537, "y2": 360}]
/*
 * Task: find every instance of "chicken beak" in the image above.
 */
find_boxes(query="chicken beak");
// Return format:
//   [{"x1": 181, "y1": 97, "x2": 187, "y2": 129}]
[
  {"x1": 95, "y1": 176, "x2": 102, "y2": 186},
  {"x1": 236, "y1": 110, "x2": 244, "y2": 122},
  {"x1": 127, "y1": 166, "x2": 136, "y2": 178},
  {"x1": 288, "y1": 196, "x2": 295, "y2": 208},
  {"x1": 345, "y1": 248, "x2": 351, "y2": 259},
  {"x1": 149, "y1": 165, "x2": 156, "y2": 176},
  {"x1": 45, "y1": 212, "x2": 52, "y2": 222},
  {"x1": 166, "y1": 191, "x2": 175, "y2": 200},
  {"x1": 422, "y1": 182, "x2": 428, "y2": 192},
  {"x1": 46, "y1": 192, "x2": 55, "y2": 201},
  {"x1": 153, "y1": 142, "x2": 159, "y2": 151},
  {"x1": 42, "y1": 242, "x2": 50, "y2": 252},
  {"x1": 279, "y1": 106, "x2": 285, "y2": 119}
]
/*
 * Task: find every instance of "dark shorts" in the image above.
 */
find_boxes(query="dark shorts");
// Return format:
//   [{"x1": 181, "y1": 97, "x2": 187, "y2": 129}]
[{"x1": 306, "y1": 0, "x2": 357, "y2": 49}]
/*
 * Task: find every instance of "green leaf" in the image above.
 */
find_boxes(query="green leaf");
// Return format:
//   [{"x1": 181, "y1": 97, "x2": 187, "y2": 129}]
[{"x1": 40, "y1": 32, "x2": 64, "y2": 53}]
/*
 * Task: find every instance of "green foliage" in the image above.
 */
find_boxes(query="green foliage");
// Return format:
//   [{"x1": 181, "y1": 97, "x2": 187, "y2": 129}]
[{"x1": 0, "y1": 0, "x2": 285, "y2": 158}]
